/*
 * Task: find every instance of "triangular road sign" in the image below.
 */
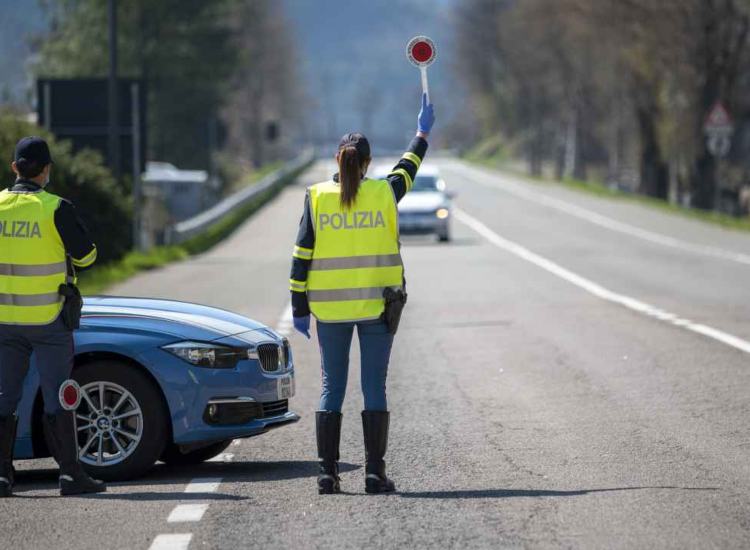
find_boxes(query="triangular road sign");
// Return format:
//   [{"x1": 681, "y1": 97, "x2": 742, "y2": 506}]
[{"x1": 705, "y1": 101, "x2": 733, "y2": 130}]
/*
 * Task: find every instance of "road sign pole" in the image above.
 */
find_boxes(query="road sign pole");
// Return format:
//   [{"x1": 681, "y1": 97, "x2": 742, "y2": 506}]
[
  {"x1": 131, "y1": 82, "x2": 142, "y2": 251},
  {"x1": 108, "y1": 0, "x2": 120, "y2": 180}
]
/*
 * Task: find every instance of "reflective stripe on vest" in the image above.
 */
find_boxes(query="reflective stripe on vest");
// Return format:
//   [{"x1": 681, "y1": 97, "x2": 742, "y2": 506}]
[
  {"x1": 310, "y1": 254, "x2": 403, "y2": 271},
  {"x1": 0, "y1": 189, "x2": 66, "y2": 325},
  {"x1": 0, "y1": 261, "x2": 67, "y2": 276},
  {"x1": 307, "y1": 179, "x2": 403, "y2": 322}
]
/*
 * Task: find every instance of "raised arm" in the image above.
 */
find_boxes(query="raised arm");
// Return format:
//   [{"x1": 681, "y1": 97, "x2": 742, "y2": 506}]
[{"x1": 386, "y1": 93, "x2": 435, "y2": 203}]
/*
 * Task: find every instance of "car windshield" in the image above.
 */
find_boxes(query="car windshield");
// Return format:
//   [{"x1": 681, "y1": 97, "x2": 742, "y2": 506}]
[{"x1": 412, "y1": 176, "x2": 440, "y2": 192}]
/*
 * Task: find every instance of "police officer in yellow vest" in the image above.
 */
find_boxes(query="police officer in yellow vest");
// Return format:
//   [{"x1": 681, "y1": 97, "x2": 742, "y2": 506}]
[
  {"x1": 0, "y1": 137, "x2": 105, "y2": 496},
  {"x1": 290, "y1": 94, "x2": 435, "y2": 494}
]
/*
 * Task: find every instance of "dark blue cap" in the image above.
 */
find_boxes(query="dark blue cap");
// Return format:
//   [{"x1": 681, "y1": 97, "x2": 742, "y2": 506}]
[{"x1": 14, "y1": 136, "x2": 53, "y2": 166}]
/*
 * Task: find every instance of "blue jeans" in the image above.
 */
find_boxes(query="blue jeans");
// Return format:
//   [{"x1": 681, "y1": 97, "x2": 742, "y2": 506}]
[{"x1": 317, "y1": 319, "x2": 393, "y2": 413}]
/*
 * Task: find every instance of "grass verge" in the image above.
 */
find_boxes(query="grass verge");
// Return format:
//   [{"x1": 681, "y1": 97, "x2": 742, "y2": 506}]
[
  {"x1": 469, "y1": 155, "x2": 750, "y2": 234},
  {"x1": 78, "y1": 164, "x2": 308, "y2": 295}
]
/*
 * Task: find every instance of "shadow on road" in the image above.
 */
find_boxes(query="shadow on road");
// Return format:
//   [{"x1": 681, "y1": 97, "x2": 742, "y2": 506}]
[
  {"x1": 11, "y1": 460, "x2": 361, "y2": 499},
  {"x1": 399, "y1": 486, "x2": 719, "y2": 499},
  {"x1": 143, "y1": 460, "x2": 360, "y2": 484},
  {"x1": 12, "y1": 490, "x2": 248, "y2": 502},
  {"x1": 14, "y1": 460, "x2": 359, "y2": 487}
]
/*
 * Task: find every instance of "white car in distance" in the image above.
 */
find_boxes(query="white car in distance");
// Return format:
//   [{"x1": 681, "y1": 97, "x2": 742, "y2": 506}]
[{"x1": 373, "y1": 165, "x2": 453, "y2": 242}]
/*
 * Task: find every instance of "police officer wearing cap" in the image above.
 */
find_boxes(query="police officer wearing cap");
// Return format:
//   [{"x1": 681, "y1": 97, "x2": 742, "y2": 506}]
[
  {"x1": 289, "y1": 94, "x2": 435, "y2": 494},
  {"x1": 0, "y1": 136, "x2": 105, "y2": 496}
]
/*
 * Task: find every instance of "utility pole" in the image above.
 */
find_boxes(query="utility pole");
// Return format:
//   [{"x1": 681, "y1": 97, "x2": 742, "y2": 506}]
[
  {"x1": 131, "y1": 83, "x2": 142, "y2": 251},
  {"x1": 108, "y1": 0, "x2": 120, "y2": 179}
]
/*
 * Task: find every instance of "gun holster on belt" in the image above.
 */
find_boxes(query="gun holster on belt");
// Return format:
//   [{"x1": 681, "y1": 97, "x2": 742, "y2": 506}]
[
  {"x1": 58, "y1": 283, "x2": 83, "y2": 330},
  {"x1": 382, "y1": 287, "x2": 407, "y2": 335}
]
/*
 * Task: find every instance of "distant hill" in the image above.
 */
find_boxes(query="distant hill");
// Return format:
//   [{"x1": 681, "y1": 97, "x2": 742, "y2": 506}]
[
  {"x1": 282, "y1": 0, "x2": 459, "y2": 150},
  {"x1": 0, "y1": 0, "x2": 48, "y2": 105},
  {"x1": 1, "y1": 0, "x2": 461, "y2": 149}
]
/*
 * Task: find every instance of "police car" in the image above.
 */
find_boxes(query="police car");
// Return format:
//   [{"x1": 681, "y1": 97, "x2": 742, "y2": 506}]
[
  {"x1": 374, "y1": 164, "x2": 453, "y2": 241},
  {"x1": 13, "y1": 296, "x2": 299, "y2": 480}
]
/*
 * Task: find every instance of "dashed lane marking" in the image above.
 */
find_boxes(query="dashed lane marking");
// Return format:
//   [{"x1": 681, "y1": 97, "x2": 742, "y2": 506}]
[
  {"x1": 276, "y1": 300, "x2": 294, "y2": 336},
  {"x1": 148, "y1": 534, "x2": 192, "y2": 550},
  {"x1": 183, "y1": 477, "x2": 222, "y2": 493},
  {"x1": 207, "y1": 452, "x2": 235, "y2": 462},
  {"x1": 167, "y1": 504, "x2": 210, "y2": 523},
  {"x1": 151, "y1": 473, "x2": 228, "y2": 548},
  {"x1": 456, "y1": 208, "x2": 750, "y2": 355},
  {"x1": 451, "y1": 161, "x2": 750, "y2": 266}
]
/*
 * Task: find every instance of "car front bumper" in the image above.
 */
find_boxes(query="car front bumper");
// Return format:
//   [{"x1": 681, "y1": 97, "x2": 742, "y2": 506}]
[
  {"x1": 136, "y1": 347, "x2": 300, "y2": 445},
  {"x1": 399, "y1": 212, "x2": 450, "y2": 234}
]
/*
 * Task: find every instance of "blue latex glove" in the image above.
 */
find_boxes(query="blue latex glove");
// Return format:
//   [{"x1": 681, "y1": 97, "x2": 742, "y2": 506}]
[
  {"x1": 417, "y1": 92, "x2": 435, "y2": 134},
  {"x1": 293, "y1": 315, "x2": 311, "y2": 339}
]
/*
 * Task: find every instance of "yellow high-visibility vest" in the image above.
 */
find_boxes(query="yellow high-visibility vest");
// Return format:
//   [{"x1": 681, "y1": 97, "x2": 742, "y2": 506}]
[
  {"x1": 306, "y1": 178, "x2": 403, "y2": 322},
  {"x1": 0, "y1": 188, "x2": 67, "y2": 325}
]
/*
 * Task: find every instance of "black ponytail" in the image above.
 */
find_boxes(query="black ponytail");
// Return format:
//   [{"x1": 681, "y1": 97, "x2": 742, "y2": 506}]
[{"x1": 339, "y1": 145, "x2": 363, "y2": 209}]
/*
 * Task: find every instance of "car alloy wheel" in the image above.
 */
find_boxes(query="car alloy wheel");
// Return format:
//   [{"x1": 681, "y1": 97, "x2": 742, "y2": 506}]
[{"x1": 75, "y1": 381, "x2": 144, "y2": 467}]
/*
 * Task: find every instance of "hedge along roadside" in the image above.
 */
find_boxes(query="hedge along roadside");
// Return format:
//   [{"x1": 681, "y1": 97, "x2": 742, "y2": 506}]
[
  {"x1": 0, "y1": 113, "x2": 132, "y2": 264},
  {"x1": 78, "y1": 149, "x2": 316, "y2": 295}
]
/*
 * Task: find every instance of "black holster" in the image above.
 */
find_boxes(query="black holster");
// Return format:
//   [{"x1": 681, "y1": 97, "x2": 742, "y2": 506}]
[
  {"x1": 58, "y1": 283, "x2": 83, "y2": 330},
  {"x1": 382, "y1": 287, "x2": 407, "y2": 335}
]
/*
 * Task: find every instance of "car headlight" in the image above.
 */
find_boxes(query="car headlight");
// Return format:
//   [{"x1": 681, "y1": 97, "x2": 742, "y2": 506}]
[
  {"x1": 436, "y1": 208, "x2": 450, "y2": 219},
  {"x1": 162, "y1": 341, "x2": 245, "y2": 369}
]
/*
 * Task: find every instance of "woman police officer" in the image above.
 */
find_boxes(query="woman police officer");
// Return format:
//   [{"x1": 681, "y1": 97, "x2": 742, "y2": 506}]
[{"x1": 289, "y1": 93, "x2": 435, "y2": 494}]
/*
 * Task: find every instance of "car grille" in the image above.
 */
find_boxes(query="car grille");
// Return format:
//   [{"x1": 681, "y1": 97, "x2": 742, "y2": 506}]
[
  {"x1": 262, "y1": 399, "x2": 288, "y2": 417},
  {"x1": 257, "y1": 343, "x2": 282, "y2": 372}
]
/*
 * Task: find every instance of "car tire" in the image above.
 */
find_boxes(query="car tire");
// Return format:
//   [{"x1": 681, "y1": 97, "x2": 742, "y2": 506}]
[
  {"x1": 72, "y1": 360, "x2": 169, "y2": 481},
  {"x1": 160, "y1": 439, "x2": 233, "y2": 466},
  {"x1": 438, "y1": 232, "x2": 451, "y2": 242}
]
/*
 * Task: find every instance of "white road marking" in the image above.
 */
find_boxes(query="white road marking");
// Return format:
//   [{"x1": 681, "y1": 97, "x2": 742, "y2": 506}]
[
  {"x1": 148, "y1": 534, "x2": 192, "y2": 550},
  {"x1": 184, "y1": 477, "x2": 222, "y2": 493},
  {"x1": 453, "y1": 161, "x2": 750, "y2": 266},
  {"x1": 275, "y1": 301, "x2": 294, "y2": 336},
  {"x1": 167, "y1": 503, "x2": 210, "y2": 523},
  {"x1": 207, "y1": 453, "x2": 234, "y2": 462},
  {"x1": 232, "y1": 439, "x2": 241, "y2": 447},
  {"x1": 455, "y1": 208, "x2": 750, "y2": 355}
]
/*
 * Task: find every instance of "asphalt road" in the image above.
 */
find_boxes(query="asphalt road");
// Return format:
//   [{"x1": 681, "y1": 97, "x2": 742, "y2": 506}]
[{"x1": 3, "y1": 157, "x2": 750, "y2": 549}]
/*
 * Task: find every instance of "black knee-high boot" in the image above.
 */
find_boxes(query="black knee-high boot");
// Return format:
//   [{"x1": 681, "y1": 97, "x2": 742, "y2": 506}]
[
  {"x1": 362, "y1": 410, "x2": 396, "y2": 494},
  {"x1": 316, "y1": 411, "x2": 342, "y2": 494},
  {"x1": 0, "y1": 414, "x2": 17, "y2": 498}
]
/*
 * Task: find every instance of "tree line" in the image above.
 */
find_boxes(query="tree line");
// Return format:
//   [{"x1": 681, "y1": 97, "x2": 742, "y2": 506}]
[
  {"x1": 37, "y1": 0, "x2": 302, "y2": 173},
  {"x1": 454, "y1": 0, "x2": 750, "y2": 212}
]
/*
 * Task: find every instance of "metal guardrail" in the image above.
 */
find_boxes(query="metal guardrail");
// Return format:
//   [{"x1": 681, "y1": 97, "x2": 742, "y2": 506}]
[{"x1": 165, "y1": 149, "x2": 315, "y2": 245}]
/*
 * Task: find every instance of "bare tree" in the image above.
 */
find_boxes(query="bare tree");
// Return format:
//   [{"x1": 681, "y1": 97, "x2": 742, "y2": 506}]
[{"x1": 453, "y1": 0, "x2": 750, "y2": 210}]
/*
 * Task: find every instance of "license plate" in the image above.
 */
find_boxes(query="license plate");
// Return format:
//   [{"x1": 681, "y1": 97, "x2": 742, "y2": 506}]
[{"x1": 277, "y1": 375, "x2": 295, "y2": 400}]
